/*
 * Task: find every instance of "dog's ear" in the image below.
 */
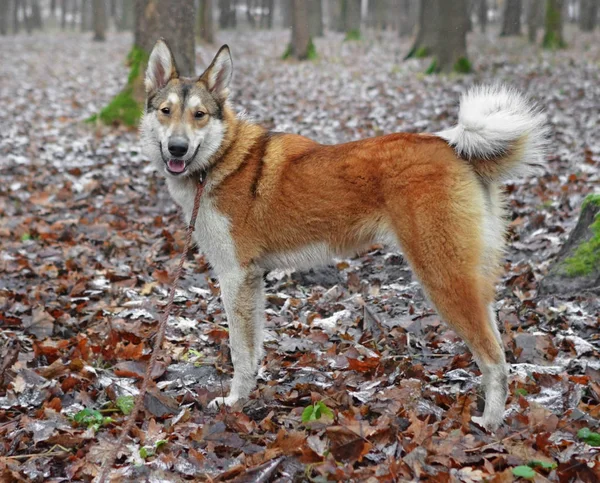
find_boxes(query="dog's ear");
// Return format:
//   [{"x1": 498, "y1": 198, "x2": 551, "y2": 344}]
[
  {"x1": 199, "y1": 45, "x2": 233, "y2": 98},
  {"x1": 145, "y1": 39, "x2": 178, "y2": 93}
]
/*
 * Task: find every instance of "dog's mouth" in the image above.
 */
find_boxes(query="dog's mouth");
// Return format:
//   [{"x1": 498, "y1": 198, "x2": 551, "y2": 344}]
[{"x1": 166, "y1": 158, "x2": 187, "y2": 174}]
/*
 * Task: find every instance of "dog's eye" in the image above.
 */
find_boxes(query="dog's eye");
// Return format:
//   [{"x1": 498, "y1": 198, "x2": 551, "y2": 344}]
[
  {"x1": 161, "y1": 107, "x2": 170, "y2": 115},
  {"x1": 195, "y1": 111, "x2": 206, "y2": 119}
]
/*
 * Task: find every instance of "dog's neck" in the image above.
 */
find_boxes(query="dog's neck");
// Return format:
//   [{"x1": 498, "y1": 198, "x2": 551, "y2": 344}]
[{"x1": 201, "y1": 105, "x2": 267, "y2": 189}]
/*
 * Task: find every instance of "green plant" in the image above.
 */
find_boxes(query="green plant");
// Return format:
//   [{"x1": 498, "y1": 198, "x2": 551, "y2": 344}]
[
  {"x1": 116, "y1": 395, "x2": 135, "y2": 415},
  {"x1": 301, "y1": 401, "x2": 334, "y2": 423},
  {"x1": 578, "y1": 427, "x2": 600, "y2": 446},
  {"x1": 73, "y1": 408, "x2": 113, "y2": 431}
]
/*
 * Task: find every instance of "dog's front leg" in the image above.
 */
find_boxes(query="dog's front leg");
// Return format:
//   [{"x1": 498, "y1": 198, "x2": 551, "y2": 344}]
[{"x1": 209, "y1": 267, "x2": 264, "y2": 408}]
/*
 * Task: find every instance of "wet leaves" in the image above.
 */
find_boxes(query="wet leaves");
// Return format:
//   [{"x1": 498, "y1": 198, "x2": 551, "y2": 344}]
[{"x1": 0, "y1": 28, "x2": 599, "y2": 482}]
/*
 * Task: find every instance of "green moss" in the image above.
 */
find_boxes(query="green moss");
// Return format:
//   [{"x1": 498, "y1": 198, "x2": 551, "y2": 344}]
[
  {"x1": 414, "y1": 46, "x2": 429, "y2": 58},
  {"x1": 306, "y1": 38, "x2": 318, "y2": 60},
  {"x1": 96, "y1": 87, "x2": 141, "y2": 126},
  {"x1": 563, "y1": 212, "x2": 600, "y2": 277},
  {"x1": 281, "y1": 43, "x2": 292, "y2": 60},
  {"x1": 454, "y1": 56, "x2": 472, "y2": 74},
  {"x1": 344, "y1": 29, "x2": 361, "y2": 41},
  {"x1": 543, "y1": 1, "x2": 567, "y2": 49},
  {"x1": 425, "y1": 58, "x2": 438, "y2": 75},
  {"x1": 582, "y1": 193, "x2": 600, "y2": 210},
  {"x1": 282, "y1": 38, "x2": 317, "y2": 61},
  {"x1": 88, "y1": 45, "x2": 148, "y2": 126}
]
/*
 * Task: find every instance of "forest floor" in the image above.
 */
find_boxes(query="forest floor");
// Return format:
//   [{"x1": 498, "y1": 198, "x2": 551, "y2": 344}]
[{"x1": 1, "y1": 27, "x2": 600, "y2": 482}]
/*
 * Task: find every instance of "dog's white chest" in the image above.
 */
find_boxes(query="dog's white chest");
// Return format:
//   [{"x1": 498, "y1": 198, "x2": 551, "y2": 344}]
[{"x1": 166, "y1": 178, "x2": 238, "y2": 275}]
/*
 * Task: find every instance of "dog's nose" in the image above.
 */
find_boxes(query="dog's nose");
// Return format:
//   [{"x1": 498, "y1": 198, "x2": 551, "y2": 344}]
[{"x1": 168, "y1": 138, "x2": 189, "y2": 158}]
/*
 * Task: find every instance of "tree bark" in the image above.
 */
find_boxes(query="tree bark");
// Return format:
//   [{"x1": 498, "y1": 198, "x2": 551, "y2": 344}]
[
  {"x1": 328, "y1": 0, "x2": 344, "y2": 31},
  {"x1": 527, "y1": 0, "x2": 543, "y2": 41},
  {"x1": 92, "y1": 0, "x2": 106, "y2": 40},
  {"x1": 406, "y1": 0, "x2": 440, "y2": 58},
  {"x1": 344, "y1": 0, "x2": 361, "y2": 37},
  {"x1": 97, "y1": 0, "x2": 196, "y2": 126},
  {"x1": 260, "y1": 0, "x2": 274, "y2": 28},
  {"x1": 398, "y1": 0, "x2": 418, "y2": 36},
  {"x1": 543, "y1": 0, "x2": 566, "y2": 47},
  {"x1": 198, "y1": 0, "x2": 215, "y2": 42},
  {"x1": 579, "y1": 0, "x2": 598, "y2": 31},
  {"x1": 478, "y1": 0, "x2": 488, "y2": 31},
  {"x1": 289, "y1": 0, "x2": 312, "y2": 59},
  {"x1": 60, "y1": 0, "x2": 67, "y2": 29},
  {"x1": 117, "y1": 0, "x2": 133, "y2": 30},
  {"x1": 308, "y1": 0, "x2": 323, "y2": 36},
  {"x1": 0, "y1": 0, "x2": 8, "y2": 34},
  {"x1": 219, "y1": 0, "x2": 236, "y2": 28},
  {"x1": 31, "y1": 0, "x2": 43, "y2": 29},
  {"x1": 406, "y1": 0, "x2": 470, "y2": 73},
  {"x1": 501, "y1": 0, "x2": 522, "y2": 35}
]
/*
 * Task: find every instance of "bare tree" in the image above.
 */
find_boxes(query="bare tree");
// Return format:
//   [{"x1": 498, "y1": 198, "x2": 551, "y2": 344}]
[
  {"x1": 60, "y1": 0, "x2": 67, "y2": 29},
  {"x1": 13, "y1": 0, "x2": 20, "y2": 33},
  {"x1": 0, "y1": 0, "x2": 8, "y2": 34},
  {"x1": 501, "y1": 0, "x2": 522, "y2": 35},
  {"x1": 30, "y1": 0, "x2": 43, "y2": 29},
  {"x1": 260, "y1": 0, "x2": 274, "y2": 28},
  {"x1": 287, "y1": 0, "x2": 313, "y2": 59},
  {"x1": 198, "y1": 0, "x2": 215, "y2": 42},
  {"x1": 527, "y1": 0, "x2": 544, "y2": 41},
  {"x1": 344, "y1": 0, "x2": 361, "y2": 39},
  {"x1": 543, "y1": 0, "x2": 566, "y2": 47},
  {"x1": 308, "y1": 0, "x2": 323, "y2": 36},
  {"x1": 219, "y1": 0, "x2": 236, "y2": 28},
  {"x1": 579, "y1": 0, "x2": 598, "y2": 31},
  {"x1": 406, "y1": 0, "x2": 440, "y2": 58},
  {"x1": 478, "y1": 0, "x2": 488, "y2": 32},
  {"x1": 116, "y1": 0, "x2": 133, "y2": 31},
  {"x1": 406, "y1": 0, "x2": 471, "y2": 73},
  {"x1": 92, "y1": 0, "x2": 106, "y2": 40},
  {"x1": 398, "y1": 0, "x2": 418, "y2": 37},
  {"x1": 97, "y1": 0, "x2": 196, "y2": 125}
]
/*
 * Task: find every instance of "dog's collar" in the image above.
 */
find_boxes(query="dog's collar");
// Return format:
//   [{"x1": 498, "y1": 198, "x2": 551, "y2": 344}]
[{"x1": 193, "y1": 168, "x2": 208, "y2": 189}]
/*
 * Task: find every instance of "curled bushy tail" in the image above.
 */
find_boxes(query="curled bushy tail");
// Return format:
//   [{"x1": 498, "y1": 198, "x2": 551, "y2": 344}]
[{"x1": 437, "y1": 85, "x2": 549, "y2": 183}]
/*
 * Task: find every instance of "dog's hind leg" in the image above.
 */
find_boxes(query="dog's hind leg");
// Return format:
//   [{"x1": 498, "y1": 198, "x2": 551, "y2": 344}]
[
  {"x1": 389, "y1": 182, "x2": 508, "y2": 431},
  {"x1": 209, "y1": 266, "x2": 264, "y2": 408}
]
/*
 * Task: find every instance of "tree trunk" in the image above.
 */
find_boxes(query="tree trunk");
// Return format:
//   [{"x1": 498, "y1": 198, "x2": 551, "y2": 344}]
[
  {"x1": 31, "y1": 0, "x2": 43, "y2": 29},
  {"x1": 308, "y1": 0, "x2": 323, "y2": 36},
  {"x1": 398, "y1": 0, "x2": 417, "y2": 37},
  {"x1": 70, "y1": 0, "x2": 79, "y2": 29},
  {"x1": 81, "y1": 0, "x2": 92, "y2": 31},
  {"x1": 328, "y1": 0, "x2": 344, "y2": 31},
  {"x1": 543, "y1": 0, "x2": 566, "y2": 47},
  {"x1": 92, "y1": 0, "x2": 106, "y2": 40},
  {"x1": 117, "y1": 0, "x2": 133, "y2": 30},
  {"x1": 22, "y1": 0, "x2": 33, "y2": 33},
  {"x1": 97, "y1": 0, "x2": 196, "y2": 126},
  {"x1": 406, "y1": 0, "x2": 440, "y2": 58},
  {"x1": 260, "y1": 0, "x2": 274, "y2": 28},
  {"x1": 289, "y1": 0, "x2": 313, "y2": 59},
  {"x1": 406, "y1": 0, "x2": 470, "y2": 73},
  {"x1": 60, "y1": 0, "x2": 67, "y2": 29},
  {"x1": 501, "y1": 0, "x2": 522, "y2": 35},
  {"x1": 478, "y1": 0, "x2": 488, "y2": 31},
  {"x1": 540, "y1": 195, "x2": 600, "y2": 295},
  {"x1": 198, "y1": 0, "x2": 215, "y2": 42},
  {"x1": 579, "y1": 0, "x2": 598, "y2": 31},
  {"x1": 527, "y1": 0, "x2": 543, "y2": 41},
  {"x1": 219, "y1": 0, "x2": 236, "y2": 27},
  {"x1": 12, "y1": 0, "x2": 20, "y2": 33},
  {"x1": 344, "y1": 0, "x2": 361, "y2": 39},
  {"x1": 0, "y1": 0, "x2": 8, "y2": 34}
]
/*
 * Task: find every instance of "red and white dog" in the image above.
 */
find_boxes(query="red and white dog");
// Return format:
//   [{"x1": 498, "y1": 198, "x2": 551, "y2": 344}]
[{"x1": 141, "y1": 40, "x2": 547, "y2": 431}]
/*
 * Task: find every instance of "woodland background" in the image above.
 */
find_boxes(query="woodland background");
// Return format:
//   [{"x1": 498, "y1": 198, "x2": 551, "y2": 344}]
[{"x1": 0, "y1": 0, "x2": 599, "y2": 481}]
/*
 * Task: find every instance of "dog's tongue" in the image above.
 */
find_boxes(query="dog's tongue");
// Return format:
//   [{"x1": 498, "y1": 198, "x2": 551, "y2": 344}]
[{"x1": 168, "y1": 159, "x2": 185, "y2": 173}]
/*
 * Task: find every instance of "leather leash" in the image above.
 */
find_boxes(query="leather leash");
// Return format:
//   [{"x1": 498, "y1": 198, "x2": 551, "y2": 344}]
[{"x1": 98, "y1": 181, "x2": 204, "y2": 483}]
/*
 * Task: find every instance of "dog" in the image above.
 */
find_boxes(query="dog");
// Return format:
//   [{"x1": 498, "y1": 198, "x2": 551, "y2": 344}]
[{"x1": 140, "y1": 39, "x2": 547, "y2": 431}]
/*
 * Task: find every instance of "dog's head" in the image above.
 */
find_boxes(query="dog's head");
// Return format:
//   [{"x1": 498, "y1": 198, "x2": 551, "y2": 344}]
[{"x1": 140, "y1": 39, "x2": 233, "y2": 178}]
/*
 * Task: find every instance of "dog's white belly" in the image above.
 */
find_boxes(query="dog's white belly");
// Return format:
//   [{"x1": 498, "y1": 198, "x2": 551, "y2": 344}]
[{"x1": 258, "y1": 242, "x2": 335, "y2": 272}]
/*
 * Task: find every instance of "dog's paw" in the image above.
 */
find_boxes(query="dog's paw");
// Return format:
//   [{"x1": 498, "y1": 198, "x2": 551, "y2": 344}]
[
  {"x1": 472, "y1": 415, "x2": 502, "y2": 432},
  {"x1": 207, "y1": 394, "x2": 240, "y2": 410}
]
